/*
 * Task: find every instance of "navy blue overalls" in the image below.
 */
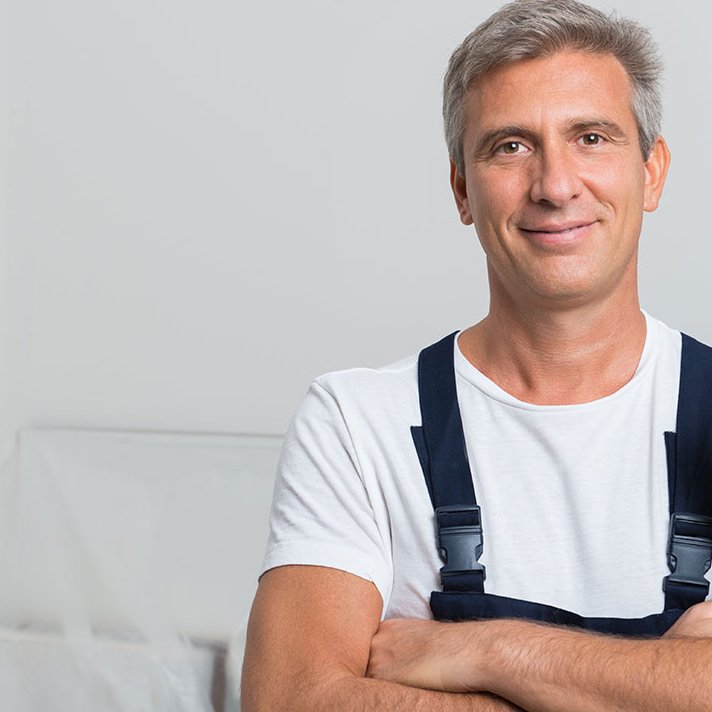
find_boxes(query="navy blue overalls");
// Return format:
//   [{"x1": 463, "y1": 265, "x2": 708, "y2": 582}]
[{"x1": 411, "y1": 332, "x2": 712, "y2": 636}]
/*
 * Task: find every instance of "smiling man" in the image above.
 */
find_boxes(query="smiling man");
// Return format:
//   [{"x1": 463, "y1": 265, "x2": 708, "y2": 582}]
[{"x1": 242, "y1": 2, "x2": 712, "y2": 710}]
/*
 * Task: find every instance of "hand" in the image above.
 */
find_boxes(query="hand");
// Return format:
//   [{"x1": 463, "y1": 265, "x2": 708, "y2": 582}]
[
  {"x1": 366, "y1": 618, "x2": 489, "y2": 692},
  {"x1": 664, "y1": 600, "x2": 712, "y2": 639}
]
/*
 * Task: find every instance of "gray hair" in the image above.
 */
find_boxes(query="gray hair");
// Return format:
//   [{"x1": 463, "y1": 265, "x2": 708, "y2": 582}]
[{"x1": 443, "y1": 0, "x2": 663, "y2": 173}]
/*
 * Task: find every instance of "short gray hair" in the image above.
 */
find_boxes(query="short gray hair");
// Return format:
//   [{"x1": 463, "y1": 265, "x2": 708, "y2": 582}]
[{"x1": 443, "y1": 0, "x2": 663, "y2": 172}]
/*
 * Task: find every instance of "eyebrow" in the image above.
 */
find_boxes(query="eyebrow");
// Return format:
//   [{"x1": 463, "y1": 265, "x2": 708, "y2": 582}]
[
  {"x1": 472, "y1": 117, "x2": 629, "y2": 157},
  {"x1": 567, "y1": 119, "x2": 628, "y2": 139},
  {"x1": 473, "y1": 125, "x2": 535, "y2": 157}
]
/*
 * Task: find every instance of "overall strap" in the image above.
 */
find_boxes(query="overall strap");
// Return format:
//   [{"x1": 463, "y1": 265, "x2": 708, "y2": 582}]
[
  {"x1": 664, "y1": 333, "x2": 712, "y2": 609},
  {"x1": 412, "y1": 332, "x2": 486, "y2": 592}
]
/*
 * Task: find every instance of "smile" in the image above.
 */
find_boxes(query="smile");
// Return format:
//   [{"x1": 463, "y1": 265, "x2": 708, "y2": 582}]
[{"x1": 519, "y1": 221, "x2": 597, "y2": 246}]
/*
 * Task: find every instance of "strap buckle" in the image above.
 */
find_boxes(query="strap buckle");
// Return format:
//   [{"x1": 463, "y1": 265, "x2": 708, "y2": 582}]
[
  {"x1": 436, "y1": 504, "x2": 486, "y2": 588},
  {"x1": 664, "y1": 513, "x2": 712, "y2": 593}
]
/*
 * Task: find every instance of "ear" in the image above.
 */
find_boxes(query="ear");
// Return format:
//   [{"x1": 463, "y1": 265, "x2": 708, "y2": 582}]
[
  {"x1": 450, "y1": 160, "x2": 474, "y2": 225},
  {"x1": 643, "y1": 136, "x2": 671, "y2": 212}
]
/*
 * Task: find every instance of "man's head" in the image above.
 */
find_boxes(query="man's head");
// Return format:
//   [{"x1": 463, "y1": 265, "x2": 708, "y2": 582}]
[
  {"x1": 444, "y1": 0, "x2": 663, "y2": 175},
  {"x1": 443, "y1": 1, "x2": 671, "y2": 309}
]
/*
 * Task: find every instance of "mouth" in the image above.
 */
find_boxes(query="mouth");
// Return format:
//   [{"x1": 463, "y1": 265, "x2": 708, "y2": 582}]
[{"x1": 518, "y1": 221, "x2": 597, "y2": 246}]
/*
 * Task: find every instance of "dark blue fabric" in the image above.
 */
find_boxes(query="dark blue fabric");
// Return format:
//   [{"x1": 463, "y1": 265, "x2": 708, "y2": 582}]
[
  {"x1": 664, "y1": 431, "x2": 677, "y2": 517},
  {"x1": 410, "y1": 426, "x2": 435, "y2": 508},
  {"x1": 417, "y1": 333, "x2": 476, "y2": 508},
  {"x1": 430, "y1": 591, "x2": 683, "y2": 637},
  {"x1": 417, "y1": 333, "x2": 486, "y2": 594},
  {"x1": 670, "y1": 334, "x2": 712, "y2": 515},
  {"x1": 663, "y1": 334, "x2": 712, "y2": 610},
  {"x1": 413, "y1": 330, "x2": 712, "y2": 637}
]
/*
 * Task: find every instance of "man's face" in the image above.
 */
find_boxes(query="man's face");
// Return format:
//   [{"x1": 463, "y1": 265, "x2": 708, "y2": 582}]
[{"x1": 451, "y1": 51, "x2": 669, "y2": 308}]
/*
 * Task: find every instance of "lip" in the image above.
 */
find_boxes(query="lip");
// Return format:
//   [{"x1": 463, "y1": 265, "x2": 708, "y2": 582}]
[{"x1": 518, "y1": 220, "x2": 597, "y2": 246}]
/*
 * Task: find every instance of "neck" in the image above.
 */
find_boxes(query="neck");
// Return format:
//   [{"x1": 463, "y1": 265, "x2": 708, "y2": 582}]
[{"x1": 458, "y1": 285, "x2": 647, "y2": 406}]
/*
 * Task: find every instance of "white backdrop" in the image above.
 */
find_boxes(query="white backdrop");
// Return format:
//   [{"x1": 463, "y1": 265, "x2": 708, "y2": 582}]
[
  {"x1": 0, "y1": 0, "x2": 9, "y2": 461},
  {"x1": 4, "y1": 0, "x2": 711, "y2": 442}
]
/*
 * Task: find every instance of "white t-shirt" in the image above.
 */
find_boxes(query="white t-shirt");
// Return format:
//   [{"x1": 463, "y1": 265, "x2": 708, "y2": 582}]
[{"x1": 262, "y1": 312, "x2": 712, "y2": 620}]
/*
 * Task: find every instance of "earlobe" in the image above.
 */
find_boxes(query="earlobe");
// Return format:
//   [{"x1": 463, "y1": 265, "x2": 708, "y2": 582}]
[
  {"x1": 643, "y1": 136, "x2": 671, "y2": 213},
  {"x1": 450, "y1": 160, "x2": 474, "y2": 225}
]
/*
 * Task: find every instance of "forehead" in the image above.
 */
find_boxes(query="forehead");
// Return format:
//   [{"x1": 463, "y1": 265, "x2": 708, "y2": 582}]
[{"x1": 463, "y1": 51, "x2": 636, "y2": 136}]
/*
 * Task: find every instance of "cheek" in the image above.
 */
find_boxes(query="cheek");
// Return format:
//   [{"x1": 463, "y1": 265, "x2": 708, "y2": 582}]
[
  {"x1": 467, "y1": 169, "x2": 526, "y2": 228},
  {"x1": 582, "y1": 159, "x2": 646, "y2": 212}
]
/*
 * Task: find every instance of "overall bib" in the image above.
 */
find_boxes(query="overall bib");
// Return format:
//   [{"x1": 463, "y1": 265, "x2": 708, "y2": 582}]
[{"x1": 411, "y1": 332, "x2": 712, "y2": 637}]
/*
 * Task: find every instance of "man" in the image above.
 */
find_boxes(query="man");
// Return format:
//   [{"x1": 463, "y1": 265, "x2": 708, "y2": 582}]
[{"x1": 242, "y1": 1, "x2": 712, "y2": 709}]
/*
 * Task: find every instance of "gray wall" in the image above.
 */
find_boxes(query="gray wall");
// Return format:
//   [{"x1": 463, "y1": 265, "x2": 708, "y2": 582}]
[
  {"x1": 4, "y1": 0, "x2": 711, "y2": 438},
  {"x1": 0, "y1": 0, "x2": 9, "y2": 461}
]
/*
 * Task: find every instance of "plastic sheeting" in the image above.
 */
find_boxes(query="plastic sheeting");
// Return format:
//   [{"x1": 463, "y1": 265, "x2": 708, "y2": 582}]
[{"x1": 0, "y1": 428, "x2": 281, "y2": 711}]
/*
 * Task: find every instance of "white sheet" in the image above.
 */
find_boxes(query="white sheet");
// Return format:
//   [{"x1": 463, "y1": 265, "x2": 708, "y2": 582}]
[{"x1": 0, "y1": 428, "x2": 281, "y2": 711}]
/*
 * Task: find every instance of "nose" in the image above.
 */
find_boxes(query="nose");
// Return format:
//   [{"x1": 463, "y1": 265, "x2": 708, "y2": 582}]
[{"x1": 528, "y1": 146, "x2": 584, "y2": 208}]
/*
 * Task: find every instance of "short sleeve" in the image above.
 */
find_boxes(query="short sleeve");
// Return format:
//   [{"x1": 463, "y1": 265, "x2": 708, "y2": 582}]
[{"x1": 260, "y1": 381, "x2": 393, "y2": 610}]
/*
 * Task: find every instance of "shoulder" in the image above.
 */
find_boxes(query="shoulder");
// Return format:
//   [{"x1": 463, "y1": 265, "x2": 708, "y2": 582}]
[
  {"x1": 644, "y1": 312, "x2": 712, "y2": 351},
  {"x1": 642, "y1": 312, "x2": 682, "y2": 369},
  {"x1": 643, "y1": 312, "x2": 712, "y2": 371},
  {"x1": 285, "y1": 345, "x2": 434, "y2": 458},
  {"x1": 311, "y1": 351, "x2": 421, "y2": 416}
]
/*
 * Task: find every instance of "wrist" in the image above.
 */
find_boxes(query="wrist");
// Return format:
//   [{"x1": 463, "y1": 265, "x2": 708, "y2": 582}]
[
  {"x1": 452, "y1": 619, "x2": 511, "y2": 693},
  {"x1": 478, "y1": 619, "x2": 505, "y2": 690},
  {"x1": 468, "y1": 619, "x2": 531, "y2": 695}
]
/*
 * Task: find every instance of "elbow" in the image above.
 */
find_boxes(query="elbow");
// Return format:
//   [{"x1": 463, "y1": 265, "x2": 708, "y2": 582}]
[{"x1": 241, "y1": 667, "x2": 359, "y2": 712}]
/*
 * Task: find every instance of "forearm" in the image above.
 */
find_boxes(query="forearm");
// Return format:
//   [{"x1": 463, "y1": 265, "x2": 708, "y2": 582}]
[
  {"x1": 310, "y1": 676, "x2": 522, "y2": 712},
  {"x1": 243, "y1": 672, "x2": 522, "y2": 712},
  {"x1": 481, "y1": 620, "x2": 712, "y2": 712}
]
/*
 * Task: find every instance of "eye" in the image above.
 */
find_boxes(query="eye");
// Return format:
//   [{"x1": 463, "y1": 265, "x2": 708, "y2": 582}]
[
  {"x1": 580, "y1": 133, "x2": 603, "y2": 146},
  {"x1": 496, "y1": 141, "x2": 528, "y2": 155}
]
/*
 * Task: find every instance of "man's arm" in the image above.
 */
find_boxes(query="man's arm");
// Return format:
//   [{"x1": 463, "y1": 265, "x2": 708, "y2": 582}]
[
  {"x1": 240, "y1": 565, "x2": 523, "y2": 712},
  {"x1": 367, "y1": 609, "x2": 712, "y2": 712}
]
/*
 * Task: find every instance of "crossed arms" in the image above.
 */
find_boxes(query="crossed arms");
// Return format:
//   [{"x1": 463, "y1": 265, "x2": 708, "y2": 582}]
[
  {"x1": 241, "y1": 565, "x2": 520, "y2": 711},
  {"x1": 241, "y1": 565, "x2": 712, "y2": 712}
]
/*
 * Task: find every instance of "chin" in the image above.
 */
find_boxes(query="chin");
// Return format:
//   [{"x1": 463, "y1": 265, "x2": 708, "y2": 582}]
[
  {"x1": 523, "y1": 262, "x2": 613, "y2": 299},
  {"x1": 525, "y1": 277, "x2": 604, "y2": 305}
]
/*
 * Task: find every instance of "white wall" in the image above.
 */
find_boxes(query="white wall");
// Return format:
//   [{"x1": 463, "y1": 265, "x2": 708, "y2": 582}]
[
  {"x1": 0, "y1": 0, "x2": 11, "y2": 460},
  {"x1": 4, "y1": 0, "x2": 712, "y2": 437}
]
